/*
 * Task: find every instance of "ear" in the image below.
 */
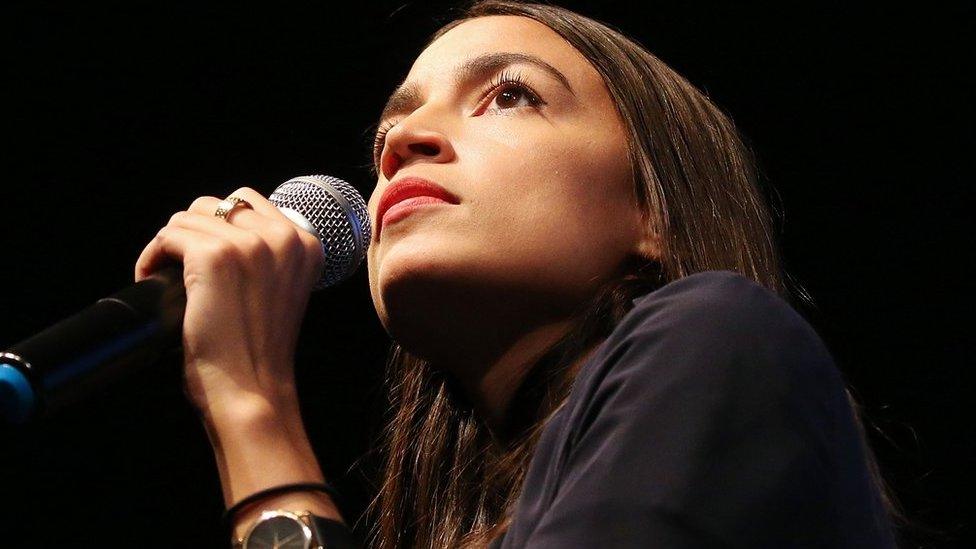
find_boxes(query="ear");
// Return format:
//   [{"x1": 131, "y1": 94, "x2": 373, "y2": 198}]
[{"x1": 632, "y1": 220, "x2": 662, "y2": 263}]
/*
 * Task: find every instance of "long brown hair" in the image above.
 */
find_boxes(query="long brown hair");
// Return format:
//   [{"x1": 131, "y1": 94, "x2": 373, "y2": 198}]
[{"x1": 360, "y1": 2, "x2": 903, "y2": 547}]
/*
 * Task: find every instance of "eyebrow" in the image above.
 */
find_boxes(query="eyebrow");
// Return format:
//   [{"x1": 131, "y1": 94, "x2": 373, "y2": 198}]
[{"x1": 378, "y1": 51, "x2": 575, "y2": 124}]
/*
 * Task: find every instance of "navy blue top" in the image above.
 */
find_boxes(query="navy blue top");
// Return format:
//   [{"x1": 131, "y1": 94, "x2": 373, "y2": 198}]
[{"x1": 489, "y1": 270, "x2": 896, "y2": 548}]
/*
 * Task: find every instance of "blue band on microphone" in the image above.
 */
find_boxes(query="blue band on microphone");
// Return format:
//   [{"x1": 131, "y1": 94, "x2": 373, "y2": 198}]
[{"x1": 0, "y1": 363, "x2": 35, "y2": 424}]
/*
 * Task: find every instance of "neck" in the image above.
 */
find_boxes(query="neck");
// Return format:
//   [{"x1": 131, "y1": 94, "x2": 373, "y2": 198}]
[
  {"x1": 384, "y1": 280, "x2": 600, "y2": 441},
  {"x1": 439, "y1": 318, "x2": 604, "y2": 442},
  {"x1": 459, "y1": 318, "x2": 573, "y2": 438}
]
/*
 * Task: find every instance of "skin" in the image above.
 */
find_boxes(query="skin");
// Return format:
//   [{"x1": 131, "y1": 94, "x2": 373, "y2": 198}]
[
  {"x1": 133, "y1": 14, "x2": 658, "y2": 536},
  {"x1": 368, "y1": 15, "x2": 659, "y2": 434}
]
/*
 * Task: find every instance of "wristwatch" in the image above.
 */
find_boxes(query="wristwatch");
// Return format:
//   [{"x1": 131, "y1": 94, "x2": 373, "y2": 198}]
[{"x1": 232, "y1": 509, "x2": 360, "y2": 548}]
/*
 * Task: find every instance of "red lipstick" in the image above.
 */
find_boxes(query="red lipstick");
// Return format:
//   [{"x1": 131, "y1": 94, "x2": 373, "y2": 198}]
[{"x1": 377, "y1": 177, "x2": 459, "y2": 237}]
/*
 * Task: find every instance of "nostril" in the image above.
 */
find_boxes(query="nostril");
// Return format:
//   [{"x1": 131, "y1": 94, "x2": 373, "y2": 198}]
[
  {"x1": 382, "y1": 152, "x2": 403, "y2": 181},
  {"x1": 409, "y1": 142, "x2": 439, "y2": 156}
]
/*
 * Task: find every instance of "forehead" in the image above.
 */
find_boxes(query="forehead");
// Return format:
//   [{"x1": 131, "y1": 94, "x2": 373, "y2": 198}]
[{"x1": 405, "y1": 15, "x2": 600, "y2": 95}]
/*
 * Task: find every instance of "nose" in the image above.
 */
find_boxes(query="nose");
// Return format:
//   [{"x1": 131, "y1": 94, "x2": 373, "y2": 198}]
[{"x1": 379, "y1": 114, "x2": 456, "y2": 181}]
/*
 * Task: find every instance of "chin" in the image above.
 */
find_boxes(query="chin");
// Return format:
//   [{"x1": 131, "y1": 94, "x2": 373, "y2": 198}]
[
  {"x1": 372, "y1": 253, "x2": 481, "y2": 362},
  {"x1": 377, "y1": 257, "x2": 451, "y2": 317}
]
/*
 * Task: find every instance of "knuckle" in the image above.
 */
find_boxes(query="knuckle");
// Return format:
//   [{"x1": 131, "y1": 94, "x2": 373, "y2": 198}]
[
  {"x1": 227, "y1": 231, "x2": 272, "y2": 267},
  {"x1": 205, "y1": 239, "x2": 240, "y2": 264},
  {"x1": 190, "y1": 196, "x2": 216, "y2": 212},
  {"x1": 231, "y1": 186, "x2": 257, "y2": 199},
  {"x1": 272, "y1": 224, "x2": 304, "y2": 252},
  {"x1": 301, "y1": 231, "x2": 324, "y2": 257},
  {"x1": 167, "y1": 211, "x2": 186, "y2": 226},
  {"x1": 242, "y1": 231, "x2": 269, "y2": 255},
  {"x1": 155, "y1": 225, "x2": 171, "y2": 241}
]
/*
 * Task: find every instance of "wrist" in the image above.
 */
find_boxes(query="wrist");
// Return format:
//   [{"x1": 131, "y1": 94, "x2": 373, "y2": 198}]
[
  {"x1": 198, "y1": 394, "x2": 329, "y2": 506},
  {"x1": 229, "y1": 484, "x2": 346, "y2": 540},
  {"x1": 202, "y1": 393, "x2": 310, "y2": 470},
  {"x1": 201, "y1": 389, "x2": 300, "y2": 434}
]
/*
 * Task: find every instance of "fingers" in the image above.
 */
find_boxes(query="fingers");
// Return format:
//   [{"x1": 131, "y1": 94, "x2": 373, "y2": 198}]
[
  {"x1": 135, "y1": 226, "x2": 211, "y2": 282},
  {"x1": 187, "y1": 187, "x2": 281, "y2": 221},
  {"x1": 186, "y1": 196, "x2": 265, "y2": 231},
  {"x1": 135, "y1": 187, "x2": 325, "y2": 284},
  {"x1": 135, "y1": 214, "x2": 270, "y2": 281},
  {"x1": 224, "y1": 187, "x2": 283, "y2": 219},
  {"x1": 187, "y1": 188, "x2": 324, "y2": 259},
  {"x1": 187, "y1": 195, "x2": 259, "y2": 227}
]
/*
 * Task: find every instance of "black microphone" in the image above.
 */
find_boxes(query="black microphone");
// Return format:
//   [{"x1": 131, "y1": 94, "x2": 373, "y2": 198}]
[{"x1": 0, "y1": 175, "x2": 370, "y2": 425}]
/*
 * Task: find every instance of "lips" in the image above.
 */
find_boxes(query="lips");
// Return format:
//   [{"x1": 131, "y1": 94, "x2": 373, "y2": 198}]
[{"x1": 377, "y1": 176, "x2": 459, "y2": 236}]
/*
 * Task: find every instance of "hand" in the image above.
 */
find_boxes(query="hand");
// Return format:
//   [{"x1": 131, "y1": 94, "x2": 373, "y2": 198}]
[{"x1": 134, "y1": 187, "x2": 325, "y2": 421}]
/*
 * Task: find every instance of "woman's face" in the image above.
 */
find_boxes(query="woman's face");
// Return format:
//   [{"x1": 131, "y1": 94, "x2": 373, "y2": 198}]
[{"x1": 366, "y1": 15, "x2": 656, "y2": 357}]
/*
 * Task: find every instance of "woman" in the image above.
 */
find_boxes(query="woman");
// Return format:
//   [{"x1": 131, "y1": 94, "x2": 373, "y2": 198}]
[{"x1": 135, "y1": 1, "x2": 900, "y2": 547}]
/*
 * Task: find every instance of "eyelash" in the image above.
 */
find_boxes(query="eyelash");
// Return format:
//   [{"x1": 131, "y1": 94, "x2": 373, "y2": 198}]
[{"x1": 372, "y1": 70, "x2": 545, "y2": 169}]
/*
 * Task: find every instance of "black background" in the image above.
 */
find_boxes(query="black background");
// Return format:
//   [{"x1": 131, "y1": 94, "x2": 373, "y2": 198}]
[{"x1": 1, "y1": 2, "x2": 970, "y2": 547}]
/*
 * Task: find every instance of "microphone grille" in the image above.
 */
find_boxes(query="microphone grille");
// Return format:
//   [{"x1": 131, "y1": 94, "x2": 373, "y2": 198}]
[{"x1": 269, "y1": 175, "x2": 371, "y2": 289}]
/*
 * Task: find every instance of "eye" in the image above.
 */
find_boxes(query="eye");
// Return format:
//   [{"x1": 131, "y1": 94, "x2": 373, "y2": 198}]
[
  {"x1": 481, "y1": 72, "x2": 545, "y2": 114},
  {"x1": 371, "y1": 69, "x2": 547, "y2": 173}
]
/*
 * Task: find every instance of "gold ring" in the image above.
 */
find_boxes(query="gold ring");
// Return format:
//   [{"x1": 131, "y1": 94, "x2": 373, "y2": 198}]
[{"x1": 214, "y1": 196, "x2": 253, "y2": 221}]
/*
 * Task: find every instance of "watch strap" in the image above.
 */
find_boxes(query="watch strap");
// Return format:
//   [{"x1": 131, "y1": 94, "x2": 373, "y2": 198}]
[{"x1": 308, "y1": 514, "x2": 362, "y2": 549}]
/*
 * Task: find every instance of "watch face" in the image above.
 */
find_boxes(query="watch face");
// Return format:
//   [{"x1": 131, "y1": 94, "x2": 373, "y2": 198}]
[{"x1": 243, "y1": 512, "x2": 312, "y2": 549}]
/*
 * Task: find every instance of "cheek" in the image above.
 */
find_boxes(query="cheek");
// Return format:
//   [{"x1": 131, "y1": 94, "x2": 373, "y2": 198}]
[
  {"x1": 465, "y1": 132, "x2": 636, "y2": 290},
  {"x1": 473, "y1": 123, "x2": 631, "y2": 233}
]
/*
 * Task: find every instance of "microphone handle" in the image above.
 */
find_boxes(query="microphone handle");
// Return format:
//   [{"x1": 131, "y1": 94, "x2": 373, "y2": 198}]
[{"x1": 1, "y1": 265, "x2": 186, "y2": 424}]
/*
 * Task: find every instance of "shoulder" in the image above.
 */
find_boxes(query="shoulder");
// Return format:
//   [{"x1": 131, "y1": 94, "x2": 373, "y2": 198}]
[
  {"x1": 570, "y1": 270, "x2": 845, "y2": 436},
  {"x1": 621, "y1": 269, "x2": 836, "y2": 383},
  {"x1": 626, "y1": 269, "x2": 811, "y2": 346}
]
